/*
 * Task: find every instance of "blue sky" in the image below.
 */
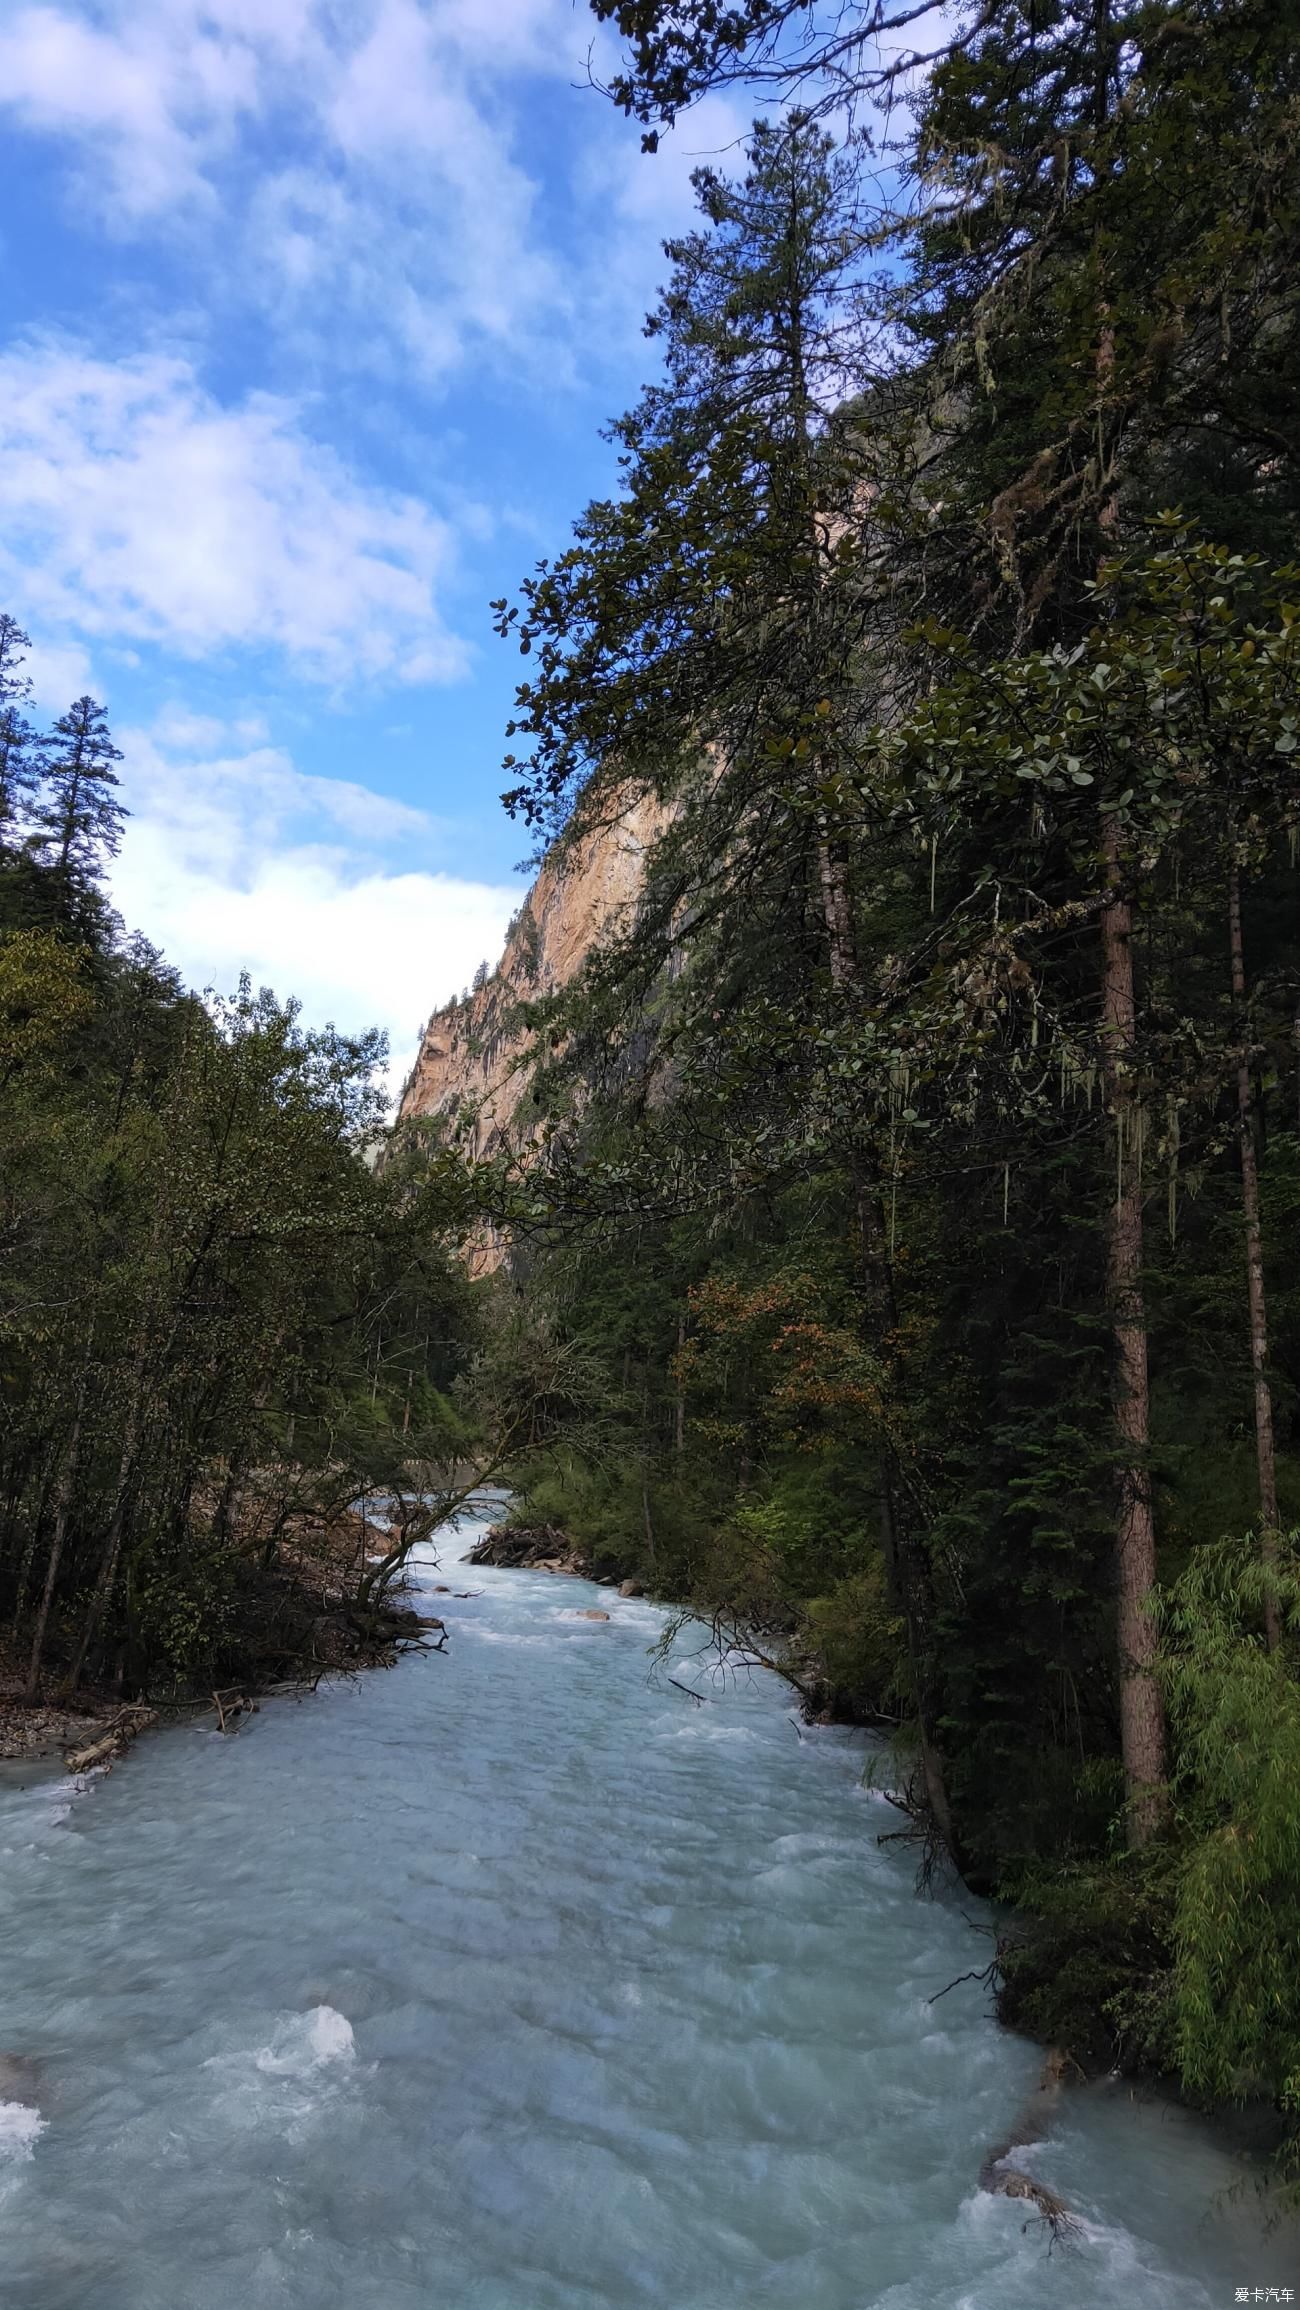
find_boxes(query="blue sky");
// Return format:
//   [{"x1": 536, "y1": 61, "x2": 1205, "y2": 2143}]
[{"x1": 0, "y1": 0, "x2": 750, "y2": 1086}]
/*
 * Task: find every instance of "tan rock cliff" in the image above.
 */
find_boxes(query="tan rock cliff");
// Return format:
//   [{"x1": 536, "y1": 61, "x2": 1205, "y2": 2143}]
[{"x1": 397, "y1": 792, "x2": 669, "y2": 1266}]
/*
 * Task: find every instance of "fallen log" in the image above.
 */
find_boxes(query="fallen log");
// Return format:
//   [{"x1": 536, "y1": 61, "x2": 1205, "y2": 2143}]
[
  {"x1": 978, "y1": 2047, "x2": 1083, "y2": 2246},
  {"x1": 63, "y1": 1730, "x2": 119, "y2": 1774},
  {"x1": 64, "y1": 1704, "x2": 158, "y2": 1776}
]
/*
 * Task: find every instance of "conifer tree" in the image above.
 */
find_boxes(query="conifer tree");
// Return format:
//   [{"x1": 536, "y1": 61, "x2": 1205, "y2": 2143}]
[
  {"x1": 0, "y1": 614, "x2": 40, "y2": 841},
  {"x1": 27, "y1": 694, "x2": 126, "y2": 913},
  {"x1": 500, "y1": 113, "x2": 879, "y2": 839},
  {"x1": 594, "y1": 3, "x2": 1300, "y2": 613},
  {"x1": 903, "y1": 0, "x2": 1300, "y2": 629}
]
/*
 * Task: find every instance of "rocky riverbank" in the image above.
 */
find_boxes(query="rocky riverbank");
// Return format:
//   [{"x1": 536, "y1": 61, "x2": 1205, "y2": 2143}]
[{"x1": 0, "y1": 1503, "x2": 437, "y2": 1767}]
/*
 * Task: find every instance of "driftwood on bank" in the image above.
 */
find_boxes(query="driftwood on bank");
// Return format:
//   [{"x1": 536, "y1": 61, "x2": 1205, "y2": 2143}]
[
  {"x1": 64, "y1": 1703, "x2": 158, "y2": 1775},
  {"x1": 211, "y1": 1689, "x2": 263, "y2": 1735},
  {"x1": 467, "y1": 1524, "x2": 592, "y2": 1577}
]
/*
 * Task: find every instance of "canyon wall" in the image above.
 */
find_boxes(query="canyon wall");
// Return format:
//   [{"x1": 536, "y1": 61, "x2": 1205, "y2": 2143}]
[{"x1": 397, "y1": 794, "x2": 669, "y2": 1267}]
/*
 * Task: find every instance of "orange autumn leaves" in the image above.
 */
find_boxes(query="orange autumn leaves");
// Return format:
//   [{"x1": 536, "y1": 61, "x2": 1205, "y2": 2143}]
[{"x1": 671, "y1": 1270, "x2": 883, "y2": 1455}]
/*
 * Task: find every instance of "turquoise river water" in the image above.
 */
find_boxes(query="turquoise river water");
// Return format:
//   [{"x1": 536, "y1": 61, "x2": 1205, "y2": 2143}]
[{"x1": 0, "y1": 1508, "x2": 1294, "y2": 2308}]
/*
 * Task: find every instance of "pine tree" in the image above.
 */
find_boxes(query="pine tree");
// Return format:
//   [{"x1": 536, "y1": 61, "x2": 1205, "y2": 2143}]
[
  {"x1": 885, "y1": 0, "x2": 1300, "y2": 632},
  {"x1": 0, "y1": 613, "x2": 40, "y2": 842},
  {"x1": 500, "y1": 114, "x2": 880, "y2": 839},
  {"x1": 593, "y1": 4, "x2": 1300, "y2": 617},
  {"x1": 27, "y1": 694, "x2": 126, "y2": 912}
]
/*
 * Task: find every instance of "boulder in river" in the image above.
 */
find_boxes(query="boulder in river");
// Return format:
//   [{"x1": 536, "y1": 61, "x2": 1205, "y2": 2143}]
[
  {"x1": 618, "y1": 1578, "x2": 643, "y2": 1598},
  {"x1": 0, "y1": 2052, "x2": 44, "y2": 2109},
  {"x1": 576, "y1": 1609, "x2": 610, "y2": 1622}
]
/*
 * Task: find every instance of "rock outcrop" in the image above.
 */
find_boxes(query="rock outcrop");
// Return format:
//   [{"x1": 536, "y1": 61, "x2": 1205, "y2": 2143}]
[{"x1": 396, "y1": 791, "x2": 669, "y2": 1272}]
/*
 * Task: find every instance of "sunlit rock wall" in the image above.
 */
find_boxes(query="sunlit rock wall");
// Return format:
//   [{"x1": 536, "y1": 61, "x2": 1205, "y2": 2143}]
[{"x1": 397, "y1": 791, "x2": 670, "y2": 1271}]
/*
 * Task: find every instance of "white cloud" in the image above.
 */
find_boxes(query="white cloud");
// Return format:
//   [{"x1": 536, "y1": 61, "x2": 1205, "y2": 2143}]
[
  {"x1": 23, "y1": 633, "x2": 95, "y2": 713},
  {"x1": 0, "y1": 341, "x2": 469, "y2": 683},
  {"x1": 0, "y1": 2, "x2": 576, "y2": 379},
  {"x1": 110, "y1": 720, "x2": 516, "y2": 1094},
  {"x1": 0, "y1": 0, "x2": 758, "y2": 1102},
  {"x1": 149, "y1": 703, "x2": 268, "y2": 752},
  {"x1": 0, "y1": 0, "x2": 559, "y2": 225},
  {"x1": 0, "y1": 0, "x2": 744, "y2": 391},
  {"x1": 0, "y1": 3, "x2": 250, "y2": 215}
]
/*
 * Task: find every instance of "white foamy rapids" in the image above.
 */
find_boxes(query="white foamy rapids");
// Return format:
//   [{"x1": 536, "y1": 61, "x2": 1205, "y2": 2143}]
[
  {"x1": 0, "y1": 2101, "x2": 45, "y2": 2163},
  {"x1": 255, "y1": 2006, "x2": 355, "y2": 2077},
  {"x1": 201, "y1": 2007, "x2": 357, "y2": 2145}
]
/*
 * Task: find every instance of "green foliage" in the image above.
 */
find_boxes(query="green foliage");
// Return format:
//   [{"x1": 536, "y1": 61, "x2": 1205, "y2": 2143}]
[
  {"x1": 804, "y1": 1561, "x2": 907, "y2": 1719},
  {"x1": 0, "y1": 928, "x2": 94, "y2": 1078},
  {"x1": 1163, "y1": 1537, "x2": 1300, "y2": 2111},
  {"x1": 129, "y1": 1533, "x2": 241, "y2": 1691},
  {"x1": 997, "y1": 1848, "x2": 1181, "y2": 2076},
  {"x1": 0, "y1": 711, "x2": 484, "y2": 1697},
  {"x1": 1001, "y1": 1535, "x2": 1300, "y2": 2172}
]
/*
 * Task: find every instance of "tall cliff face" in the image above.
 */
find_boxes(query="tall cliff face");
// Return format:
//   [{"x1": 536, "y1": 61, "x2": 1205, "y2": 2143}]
[{"x1": 398, "y1": 792, "x2": 668, "y2": 1191}]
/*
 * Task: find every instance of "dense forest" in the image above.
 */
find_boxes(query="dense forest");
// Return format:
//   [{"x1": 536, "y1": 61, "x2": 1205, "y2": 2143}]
[
  {"x1": 0, "y1": 620, "x2": 529, "y2": 1710},
  {"x1": 427, "y1": 0, "x2": 1300, "y2": 2161}
]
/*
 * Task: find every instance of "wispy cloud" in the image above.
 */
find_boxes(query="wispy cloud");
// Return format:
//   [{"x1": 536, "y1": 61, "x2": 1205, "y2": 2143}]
[
  {"x1": 0, "y1": 341, "x2": 469, "y2": 683},
  {"x1": 0, "y1": 0, "x2": 749, "y2": 388}
]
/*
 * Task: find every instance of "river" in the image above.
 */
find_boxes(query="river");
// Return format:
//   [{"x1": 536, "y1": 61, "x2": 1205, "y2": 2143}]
[{"x1": 0, "y1": 1509, "x2": 1292, "y2": 2307}]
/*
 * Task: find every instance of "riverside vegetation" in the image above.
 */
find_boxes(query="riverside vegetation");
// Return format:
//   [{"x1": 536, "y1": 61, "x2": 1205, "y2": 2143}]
[
  {"x1": 403, "y1": 0, "x2": 1300, "y2": 2185},
  {"x1": 0, "y1": 625, "x2": 602, "y2": 1741}
]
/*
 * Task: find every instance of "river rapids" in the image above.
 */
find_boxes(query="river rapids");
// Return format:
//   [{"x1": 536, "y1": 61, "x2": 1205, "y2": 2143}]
[{"x1": 0, "y1": 1509, "x2": 1292, "y2": 2307}]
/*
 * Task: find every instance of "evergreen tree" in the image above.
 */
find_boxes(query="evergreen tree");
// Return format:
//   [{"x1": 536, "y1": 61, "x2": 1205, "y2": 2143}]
[
  {"x1": 501, "y1": 114, "x2": 882, "y2": 839},
  {"x1": 902, "y1": 0, "x2": 1300, "y2": 630},
  {"x1": 0, "y1": 614, "x2": 40, "y2": 841},
  {"x1": 592, "y1": 3, "x2": 1300, "y2": 618},
  {"x1": 27, "y1": 694, "x2": 126, "y2": 914}
]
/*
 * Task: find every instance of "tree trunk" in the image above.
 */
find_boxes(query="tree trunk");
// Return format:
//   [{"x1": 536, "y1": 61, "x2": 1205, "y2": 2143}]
[
  {"x1": 880, "y1": 1472, "x2": 958, "y2": 1855},
  {"x1": 816, "y1": 824, "x2": 857, "y2": 991},
  {"x1": 1228, "y1": 860, "x2": 1281, "y2": 1650},
  {"x1": 9, "y1": 1442, "x2": 58, "y2": 1633},
  {"x1": 25, "y1": 1410, "x2": 82, "y2": 1699},
  {"x1": 640, "y1": 1376, "x2": 657, "y2": 1563},
  {"x1": 68, "y1": 1370, "x2": 148, "y2": 1692},
  {"x1": 1100, "y1": 816, "x2": 1166, "y2": 1846}
]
